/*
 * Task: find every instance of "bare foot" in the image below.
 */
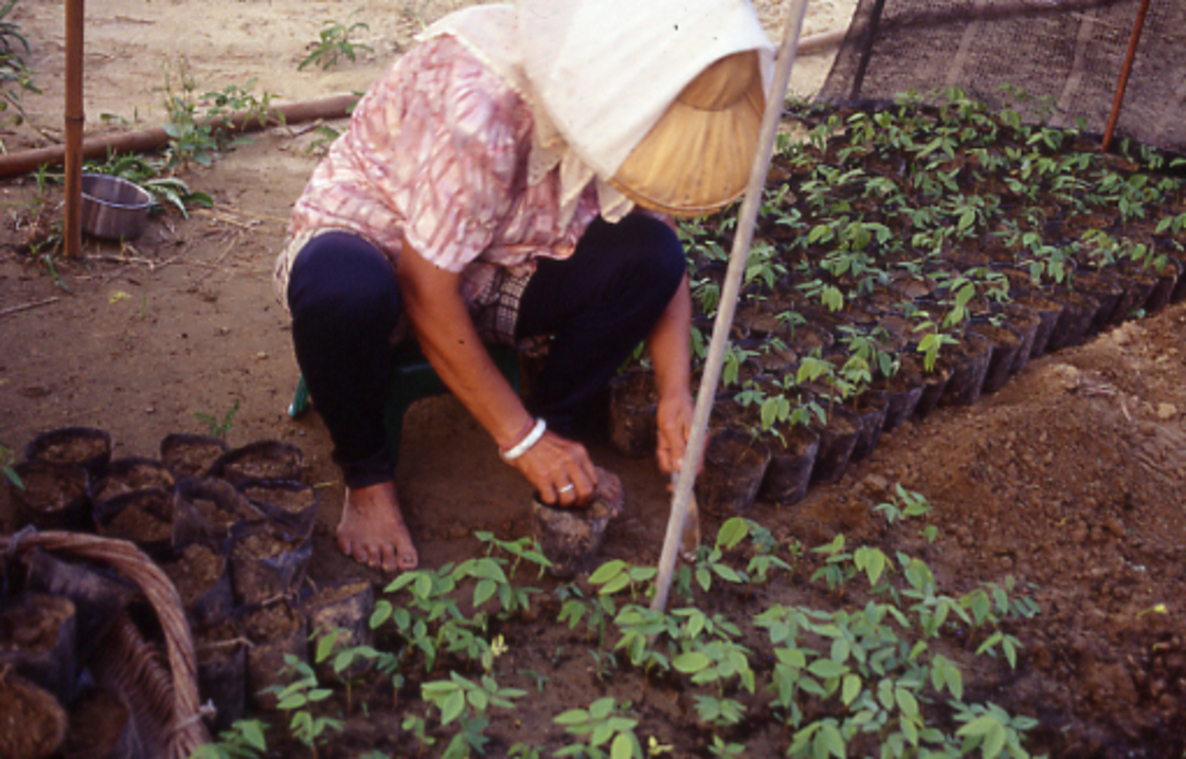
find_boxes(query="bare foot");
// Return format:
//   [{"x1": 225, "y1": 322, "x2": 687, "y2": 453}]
[{"x1": 337, "y1": 481, "x2": 419, "y2": 572}]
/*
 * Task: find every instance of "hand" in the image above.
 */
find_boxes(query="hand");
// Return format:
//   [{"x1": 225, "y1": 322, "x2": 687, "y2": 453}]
[
  {"x1": 508, "y1": 429, "x2": 598, "y2": 508},
  {"x1": 656, "y1": 389, "x2": 695, "y2": 475}
]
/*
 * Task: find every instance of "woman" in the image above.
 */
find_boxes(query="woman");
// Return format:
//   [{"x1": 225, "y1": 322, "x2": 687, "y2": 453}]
[{"x1": 275, "y1": 0, "x2": 773, "y2": 572}]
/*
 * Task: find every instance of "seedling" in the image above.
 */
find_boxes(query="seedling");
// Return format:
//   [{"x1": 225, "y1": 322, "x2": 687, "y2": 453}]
[
  {"x1": 266, "y1": 654, "x2": 343, "y2": 752},
  {"x1": 300, "y1": 10, "x2": 373, "y2": 71},
  {"x1": 189, "y1": 719, "x2": 268, "y2": 759},
  {"x1": 194, "y1": 399, "x2": 240, "y2": 439},
  {"x1": 553, "y1": 697, "x2": 644, "y2": 759}
]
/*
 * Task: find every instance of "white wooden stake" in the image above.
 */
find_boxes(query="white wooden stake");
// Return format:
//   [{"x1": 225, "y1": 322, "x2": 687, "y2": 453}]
[{"x1": 652, "y1": 0, "x2": 812, "y2": 612}]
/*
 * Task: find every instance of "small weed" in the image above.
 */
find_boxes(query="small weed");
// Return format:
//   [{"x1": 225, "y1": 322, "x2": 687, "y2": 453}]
[
  {"x1": 299, "y1": 10, "x2": 372, "y2": 71},
  {"x1": 194, "y1": 399, "x2": 240, "y2": 439}
]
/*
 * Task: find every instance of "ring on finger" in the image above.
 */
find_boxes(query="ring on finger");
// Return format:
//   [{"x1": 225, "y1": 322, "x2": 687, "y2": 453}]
[{"x1": 558, "y1": 482, "x2": 576, "y2": 494}]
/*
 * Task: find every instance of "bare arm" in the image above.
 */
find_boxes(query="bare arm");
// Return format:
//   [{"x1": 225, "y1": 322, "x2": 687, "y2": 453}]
[
  {"x1": 396, "y1": 243, "x2": 597, "y2": 506},
  {"x1": 648, "y1": 273, "x2": 695, "y2": 474}
]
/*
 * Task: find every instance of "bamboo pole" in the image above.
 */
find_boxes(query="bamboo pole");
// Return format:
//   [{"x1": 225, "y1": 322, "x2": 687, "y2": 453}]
[
  {"x1": 0, "y1": 94, "x2": 358, "y2": 178},
  {"x1": 63, "y1": 0, "x2": 84, "y2": 258},
  {"x1": 1101, "y1": 0, "x2": 1151, "y2": 153},
  {"x1": 651, "y1": 0, "x2": 810, "y2": 613}
]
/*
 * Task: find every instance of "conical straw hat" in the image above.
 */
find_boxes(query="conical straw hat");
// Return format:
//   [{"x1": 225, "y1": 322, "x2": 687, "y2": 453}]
[{"x1": 518, "y1": 0, "x2": 774, "y2": 217}]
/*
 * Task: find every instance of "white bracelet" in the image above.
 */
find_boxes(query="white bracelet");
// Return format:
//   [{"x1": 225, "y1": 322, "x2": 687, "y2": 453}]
[{"x1": 501, "y1": 418, "x2": 546, "y2": 462}]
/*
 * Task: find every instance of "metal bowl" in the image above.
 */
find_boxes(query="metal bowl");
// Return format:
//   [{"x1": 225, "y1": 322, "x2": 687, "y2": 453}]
[{"x1": 80, "y1": 173, "x2": 152, "y2": 240}]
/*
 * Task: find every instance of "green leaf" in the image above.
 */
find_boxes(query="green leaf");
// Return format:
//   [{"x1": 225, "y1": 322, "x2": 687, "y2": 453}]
[
  {"x1": 440, "y1": 689, "x2": 466, "y2": 725},
  {"x1": 895, "y1": 687, "x2": 919, "y2": 718},
  {"x1": 276, "y1": 694, "x2": 307, "y2": 710},
  {"x1": 589, "y1": 560, "x2": 626, "y2": 585},
  {"x1": 673, "y1": 652, "x2": 711, "y2": 674},
  {"x1": 716, "y1": 517, "x2": 749, "y2": 550},
  {"x1": 600, "y1": 573, "x2": 632, "y2": 595},
  {"x1": 554, "y1": 709, "x2": 590, "y2": 726},
  {"x1": 841, "y1": 673, "x2": 861, "y2": 706},
  {"x1": 984, "y1": 723, "x2": 1008, "y2": 759},
  {"x1": 316, "y1": 633, "x2": 338, "y2": 664},
  {"x1": 611, "y1": 733, "x2": 635, "y2": 759},
  {"x1": 956, "y1": 714, "x2": 1000, "y2": 738},
  {"x1": 473, "y1": 578, "x2": 498, "y2": 608},
  {"x1": 807, "y1": 658, "x2": 848, "y2": 679},
  {"x1": 589, "y1": 697, "x2": 615, "y2": 721},
  {"x1": 467, "y1": 688, "x2": 488, "y2": 713}
]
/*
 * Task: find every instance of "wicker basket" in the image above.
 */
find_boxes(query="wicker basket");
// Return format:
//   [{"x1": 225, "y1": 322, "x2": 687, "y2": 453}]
[{"x1": 1, "y1": 530, "x2": 210, "y2": 759}]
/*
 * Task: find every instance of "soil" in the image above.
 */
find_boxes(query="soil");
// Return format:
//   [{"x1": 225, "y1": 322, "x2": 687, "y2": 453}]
[
  {"x1": 181, "y1": 487, "x2": 260, "y2": 530},
  {"x1": 91, "y1": 457, "x2": 174, "y2": 503},
  {"x1": 0, "y1": 675, "x2": 67, "y2": 759},
  {"x1": 59, "y1": 686, "x2": 131, "y2": 759},
  {"x1": 240, "y1": 480, "x2": 315, "y2": 514},
  {"x1": 2, "y1": 0, "x2": 1186, "y2": 756},
  {"x1": 26, "y1": 429, "x2": 111, "y2": 469},
  {"x1": 9, "y1": 462, "x2": 86, "y2": 513},
  {"x1": 0, "y1": 594, "x2": 73, "y2": 653},
  {"x1": 232, "y1": 527, "x2": 302, "y2": 561},
  {"x1": 160, "y1": 434, "x2": 229, "y2": 478},
  {"x1": 242, "y1": 601, "x2": 300, "y2": 643},
  {"x1": 212, "y1": 442, "x2": 306, "y2": 484},
  {"x1": 98, "y1": 488, "x2": 173, "y2": 543},
  {"x1": 162, "y1": 542, "x2": 224, "y2": 604}
]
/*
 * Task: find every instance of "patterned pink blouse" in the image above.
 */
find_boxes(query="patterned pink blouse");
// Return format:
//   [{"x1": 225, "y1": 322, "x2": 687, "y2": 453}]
[{"x1": 275, "y1": 35, "x2": 602, "y2": 310}]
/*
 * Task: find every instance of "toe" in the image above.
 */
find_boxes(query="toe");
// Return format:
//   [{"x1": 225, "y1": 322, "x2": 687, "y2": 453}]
[{"x1": 380, "y1": 543, "x2": 398, "y2": 573}]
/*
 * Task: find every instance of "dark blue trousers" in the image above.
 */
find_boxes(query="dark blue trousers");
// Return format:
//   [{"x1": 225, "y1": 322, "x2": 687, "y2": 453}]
[{"x1": 287, "y1": 215, "x2": 685, "y2": 488}]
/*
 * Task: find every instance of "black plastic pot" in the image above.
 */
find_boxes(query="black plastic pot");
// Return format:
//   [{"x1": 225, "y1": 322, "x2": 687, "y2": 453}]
[
  {"x1": 967, "y1": 320, "x2": 1024, "y2": 395},
  {"x1": 940, "y1": 332, "x2": 993, "y2": 407},
  {"x1": 160, "y1": 433, "x2": 229, "y2": 479},
  {"x1": 209, "y1": 441, "x2": 306, "y2": 485},
  {"x1": 1143, "y1": 257, "x2": 1181, "y2": 314},
  {"x1": 229, "y1": 520, "x2": 313, "y2": 605},
  {"x1": 91, "y1": 457, "x2": 175, "y2": 504},
  {"x1": 902, "y1": 354, "x2": 951, "y2": 421},
  {"x1": 0, "y1": 674, "x2": 68, "y2": 759},
  {"x1": 172, "y1": 477, "x2": 262, "y2": 549},
  {"x1": 1015, "y1": 292, "x2": 1063, "y2": 358},
  {"x1": 846, "y1": 392, "x2": 889, "y2": 462},
  {"x1": 194, "y1": 621, "x2": 247, "y2": 732},
  {"x1": 22, "y1": 549, "x2": 137, "y2": 665},
  {"x1": 757, "y1": 425, "x2": 819, "y2": 506},
  {"x1": 162, "y1": 542, "x2": 234, "y2": 632},
  {"x1": 872, "y1": 369, "x2": 924, "y2": 432},
  {"x1": 306, "y1": 582, "x2": 375, "y2": 682},
  {"x1": 237, "y1": 478, "x2": 319, "y2": 542},
  {"x1": 1000, "y1": 302, "x2": 1041, "y2": 375},
  {"x1": 60, "y1": 685, "x2": 145, "y2": 759},
  {"x1": 9, "y1": 460, "x2": 92, "y2": 532},
  {"x1": 695, "y1": 428, "x2": 771, "y2": 515},
  {"x1": 1044, "y1": 288, "x2": 1099, "y2": 352},
  {"x1": 1108, "y1": 262, "x2": 1157, "y2": 326},
  {"x1": 810, "y1": 406, "x2": 860, "y2": 484},
  {"x1": 25, "y1": 427, "x2": 112, "y2": 480},
  {"x1": 243, "y1": 601, "x2": 307, "y2": 710},
  {"x1": 93, "y1": 488, "x2": 175, "y2": 559},
  {"x1": 1073, "y1": 269, "x2": 1123, "y2": 335},
  {"x1": 0, "y1": 593, "x2": 78, "y2": 705}
]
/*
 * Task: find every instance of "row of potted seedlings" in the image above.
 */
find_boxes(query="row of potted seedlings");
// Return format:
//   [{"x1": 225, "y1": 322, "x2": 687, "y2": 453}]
[
  {"x1": 610, "y1": 218, "x2": 1186, "y2": 520},
  {"x1": 1, "y1": 427, "x2": 374, "y2": 758},
  {"x1": 604, "y1": 92, "x2": 1186, "y2": 519}
]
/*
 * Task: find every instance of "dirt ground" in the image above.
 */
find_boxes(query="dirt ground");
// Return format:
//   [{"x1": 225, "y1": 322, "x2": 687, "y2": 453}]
[{"x1": 2, "y1": 1, "x2": 1186, "y2": 757}]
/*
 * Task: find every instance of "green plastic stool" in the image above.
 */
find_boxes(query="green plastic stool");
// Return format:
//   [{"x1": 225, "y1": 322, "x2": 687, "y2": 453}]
[{"x1": 287, "y1": 341, "x2": 520, "y2": 466}]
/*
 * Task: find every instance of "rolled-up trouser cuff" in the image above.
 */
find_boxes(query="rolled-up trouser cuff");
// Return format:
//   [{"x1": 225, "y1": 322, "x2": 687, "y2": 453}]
[{"x1": 337, "y1": 447, "x2": 395, "y2": 490}]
